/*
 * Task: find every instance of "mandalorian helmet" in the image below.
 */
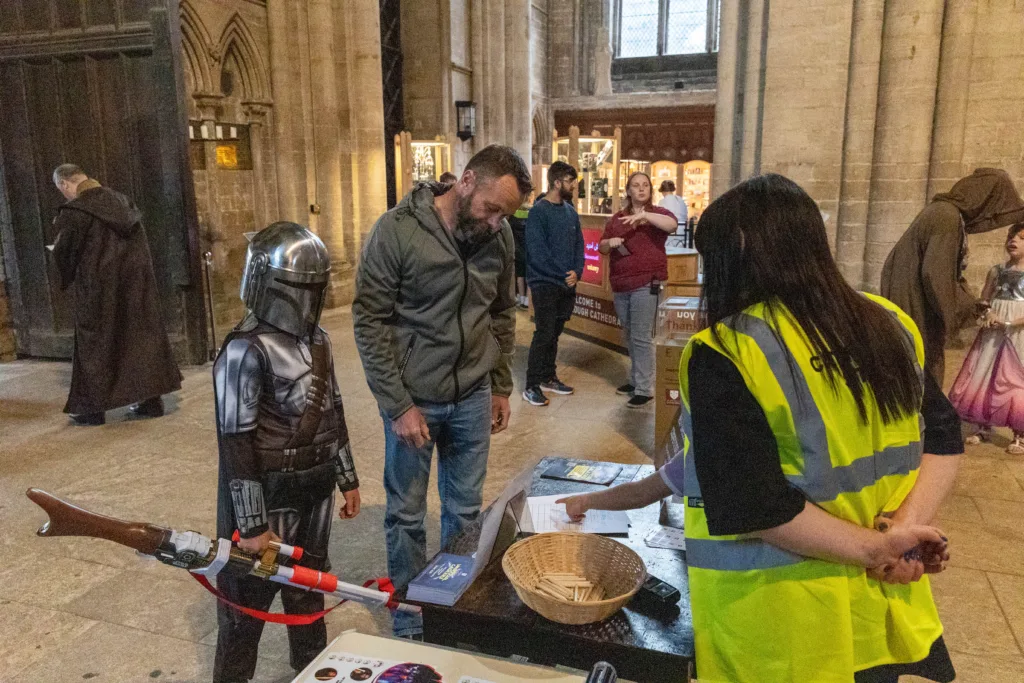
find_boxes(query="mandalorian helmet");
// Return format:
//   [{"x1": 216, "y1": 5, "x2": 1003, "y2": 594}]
[{"x1": 240, "y1": 222, "x2": 331, "y2": 337}]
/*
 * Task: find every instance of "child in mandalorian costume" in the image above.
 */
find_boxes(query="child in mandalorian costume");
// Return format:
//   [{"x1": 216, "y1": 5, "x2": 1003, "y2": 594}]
[{"x1": 212, "y1": 222, "x2": 360, "y2": 682}]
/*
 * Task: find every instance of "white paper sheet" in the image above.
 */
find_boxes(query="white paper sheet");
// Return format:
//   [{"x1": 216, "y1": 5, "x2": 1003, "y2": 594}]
[
  {"x1": 521, "y1": 494, "x2": 630, "y2": 535},
  {"x1": 644, "y1": 525, "x2": 686, "y2": 551}
]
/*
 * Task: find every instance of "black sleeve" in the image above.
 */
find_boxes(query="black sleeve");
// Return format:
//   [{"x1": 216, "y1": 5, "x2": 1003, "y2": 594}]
[
  {"x1": 921, "y1": 372, "x2": 964, "y2": 455},
  {"x1": 220, "y1": 431, "x2": 268, "y2": 538},
  {"x1": 689, "y1": 344, "x2": 807, "y2": 536}
]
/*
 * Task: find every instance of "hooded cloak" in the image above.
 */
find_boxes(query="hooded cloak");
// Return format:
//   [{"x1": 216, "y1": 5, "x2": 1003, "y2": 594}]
[
  {"x1": 52, "y1": 181, "x2": 182, "y2": 413},
  {"x1": 881, "y1": 168, "x2": 1024, "y2": 383}
]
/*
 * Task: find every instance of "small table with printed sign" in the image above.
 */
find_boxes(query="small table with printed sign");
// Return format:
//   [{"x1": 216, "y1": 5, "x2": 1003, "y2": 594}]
[{"x1": 399, "y1": 457, "x2": 695, "y2": 683}]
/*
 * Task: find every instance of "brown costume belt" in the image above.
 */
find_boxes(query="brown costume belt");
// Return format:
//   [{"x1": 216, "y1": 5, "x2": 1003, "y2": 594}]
[{"x1": 257, "y1": 440, "x2": 339, "y2": 473}]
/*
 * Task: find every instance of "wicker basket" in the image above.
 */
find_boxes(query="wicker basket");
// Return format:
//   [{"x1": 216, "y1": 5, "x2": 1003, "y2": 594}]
[{"x1": 502, "y1": 532, "x2": 646, "y2": 625}]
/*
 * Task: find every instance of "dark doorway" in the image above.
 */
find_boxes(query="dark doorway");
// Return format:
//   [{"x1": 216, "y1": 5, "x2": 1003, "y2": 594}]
[
  {"x1": 0, "y1": 0, "x2": 207, "y2": 363},
  {"x1": 379, "y1": 0, "x2": 403, "y2": 208}
]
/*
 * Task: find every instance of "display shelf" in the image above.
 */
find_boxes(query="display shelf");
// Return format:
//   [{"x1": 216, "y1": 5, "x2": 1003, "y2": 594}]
[
  {"x1": 553, "y1": 126, "x2": 622, "y2": 216},
  {"x1": 394, "y1": 132, "x2": 453, "y2": 197}
]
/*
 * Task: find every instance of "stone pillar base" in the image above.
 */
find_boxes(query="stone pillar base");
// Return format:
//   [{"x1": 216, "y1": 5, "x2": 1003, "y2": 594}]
[
  {"x1": 0, "y1": 282, "x2": 16, "y2": 361},
  {"x1": 325, "y1": 261, "x2": 356, "y2": 308}
]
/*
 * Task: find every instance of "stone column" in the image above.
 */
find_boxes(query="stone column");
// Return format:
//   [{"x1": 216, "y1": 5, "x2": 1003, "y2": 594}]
[
  {"x1": 862, "y1": 0, "x2": 946, "y2": 291},
  {"x1": 306, "y1": 0, "x2": 350, "y2": 306},
  {"x1": 242, "y1": 101, "x2": 273, "y2": 228},
  {"x1": 835, "y1": 0, "x2": 885, "y2": 286},
  {"x1": 710, "y1": 0, "x2": 741, "y2": 198},
  {"x1": 194, "y1": 95, "x2": 222, "y2": 252},
  {"x1": 505, "y1": 0, "x2": 532, "y2": 163},
  {"x1": 471, "y1": 0, "x2": 487, "y2": 146},
  {"x1": 483, "y1": 0, "x2": 507, "y2": 146},
  {"x1": 342, "y1": 0, "x2": 388, "y2": 262},
  {"x1": 927, "y1": 0, "x2": 978, "y2": 198},
  {"x1": 266, "y1": 0, "x2": 305, "y2": 224}
]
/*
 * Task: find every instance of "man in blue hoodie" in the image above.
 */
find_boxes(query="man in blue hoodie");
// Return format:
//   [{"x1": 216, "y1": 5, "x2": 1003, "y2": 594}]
[{"x1": 523, "y1": 161, "x2": 585, "y2": 406}]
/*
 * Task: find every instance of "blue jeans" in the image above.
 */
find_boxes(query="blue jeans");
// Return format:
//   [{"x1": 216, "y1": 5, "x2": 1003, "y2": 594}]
[
  {"x1": 613, "y1": 286, "x2": 659, "y2": 397},
  {"x1": 382, "y1": 381, "x2": 492, "y2": 636}
]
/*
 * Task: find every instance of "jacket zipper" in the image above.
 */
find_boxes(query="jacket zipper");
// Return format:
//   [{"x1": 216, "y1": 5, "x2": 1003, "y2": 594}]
[
  {"x1": 398, "y1": 338, "x2": 414, "y2": 378},
  {"x1": 420, "y1": 207, "x2": 498, "y2": 404},
  {"x1": 453, "y1": 254, "x2": 468, "y2": 402}
]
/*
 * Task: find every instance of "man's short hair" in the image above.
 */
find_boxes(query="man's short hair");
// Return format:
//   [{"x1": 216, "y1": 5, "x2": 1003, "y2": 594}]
[
  {"x1": 548, "y1": 161, "x2": 577, "y2": 189},
  {"x1": 53, "y1": 163, "x2": 86, "y2": 185},
  {"x1": 438, "y1": 171, "x2": 458, "y2": 184},
  {"x1": 659, "y1": 179, "x2": 676, "y2": 194},
  {"x1": 465, "y1": 145, "x2": 533, "y2": 196}
]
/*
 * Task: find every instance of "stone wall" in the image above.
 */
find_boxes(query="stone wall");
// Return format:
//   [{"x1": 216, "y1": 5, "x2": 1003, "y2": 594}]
[
  {"x1": 180, "y1": 0, "x2": 387, "y2": 332},
  {"x1": 715, "y1": 0, "x2": 1024, "y2": 294},
  {"x1": 401, "y1": 0, "x2": 535, "y2": 178}
]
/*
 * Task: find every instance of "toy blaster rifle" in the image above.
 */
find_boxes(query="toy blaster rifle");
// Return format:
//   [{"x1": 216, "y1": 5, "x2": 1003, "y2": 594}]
[{"x1": 26, "y1": 488, "x2": 420, "y2": 619}]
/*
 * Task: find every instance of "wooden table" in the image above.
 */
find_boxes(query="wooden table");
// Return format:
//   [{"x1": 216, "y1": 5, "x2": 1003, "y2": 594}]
[{"x1": 404, "y1": 457, "x2": 695, "y2": 683}]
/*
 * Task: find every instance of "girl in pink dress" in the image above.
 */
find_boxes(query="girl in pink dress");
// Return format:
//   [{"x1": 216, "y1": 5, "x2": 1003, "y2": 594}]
[{"x1": 949, "y1": 223, "x2": 1024, "y2": 454}]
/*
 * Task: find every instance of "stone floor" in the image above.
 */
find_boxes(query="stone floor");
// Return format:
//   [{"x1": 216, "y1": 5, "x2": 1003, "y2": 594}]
[{"x1": 0, "y1": 309, "x2": 1022, "y2": 682}]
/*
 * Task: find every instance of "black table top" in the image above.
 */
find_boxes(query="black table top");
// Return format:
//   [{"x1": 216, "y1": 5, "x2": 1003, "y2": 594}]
[{"x1": 410, "y1": 456, "x2": 694, "y2": 663}]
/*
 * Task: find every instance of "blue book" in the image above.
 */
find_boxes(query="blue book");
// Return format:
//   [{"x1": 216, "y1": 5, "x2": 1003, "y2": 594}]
[{"x1": 407, "y1": 553, "x2": 475, "y2": 606}]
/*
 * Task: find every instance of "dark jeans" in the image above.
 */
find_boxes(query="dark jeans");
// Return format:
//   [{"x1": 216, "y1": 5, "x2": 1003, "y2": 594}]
[
  {"x1": 526, "y1": 283, "x2": 576, "y2": 388},
  {"x1": 213, "y1": 488, "x2": 334, "y2": 682}
]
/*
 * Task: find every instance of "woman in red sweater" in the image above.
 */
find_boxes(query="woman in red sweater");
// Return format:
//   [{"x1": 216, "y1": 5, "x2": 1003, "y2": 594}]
[{"x1": 599, "y1": 172, "x2": 678, "y2": 407}]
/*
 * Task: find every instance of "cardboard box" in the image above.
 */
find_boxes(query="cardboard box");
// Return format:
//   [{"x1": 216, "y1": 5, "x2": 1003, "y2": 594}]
[
  {"x1": 655, "y1": 336, "x2": 689, "y2": 458},
  {"x1": 666, "y1": 253, "x2": 699, "y2": 283}
]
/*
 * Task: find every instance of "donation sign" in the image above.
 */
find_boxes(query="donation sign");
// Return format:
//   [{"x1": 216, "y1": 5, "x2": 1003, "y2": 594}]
[{"x1": 581, "y1": 227, "x2": 604, "y2": 286}]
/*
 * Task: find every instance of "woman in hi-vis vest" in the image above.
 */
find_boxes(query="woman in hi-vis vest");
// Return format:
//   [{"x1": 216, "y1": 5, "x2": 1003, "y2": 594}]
[{"x1": 559, "y1": 174, "x2": 963, "y2": 683}]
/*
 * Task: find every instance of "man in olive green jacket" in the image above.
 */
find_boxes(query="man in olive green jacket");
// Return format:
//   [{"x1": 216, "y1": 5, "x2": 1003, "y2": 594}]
[{"x1": 353, "y1": 145, "x2": 531, "y2": 637}]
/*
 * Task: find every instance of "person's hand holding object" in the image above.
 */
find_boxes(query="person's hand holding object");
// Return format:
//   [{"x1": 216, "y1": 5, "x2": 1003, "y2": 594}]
[
  {"x1": 867, "y1": 521, "x2": 949, "y2": 585},
  {"x1": 237, "y1": 529, "x2": 281, "y2": 555}
]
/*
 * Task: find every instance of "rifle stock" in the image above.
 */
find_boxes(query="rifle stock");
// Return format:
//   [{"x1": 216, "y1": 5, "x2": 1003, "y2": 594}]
[{"x1": 26, "y1": 488, "x2": 170, "y2": 556}]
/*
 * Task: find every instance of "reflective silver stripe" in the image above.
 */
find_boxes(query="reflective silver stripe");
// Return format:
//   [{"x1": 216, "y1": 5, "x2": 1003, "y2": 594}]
[
  {"x1": 686, "y1": 537, "x2": 804, "y2": 571},
  {"x1": 679, "y1": 402, "x2": 703, "y2": 498},
  {"x1": 729, "y1": 313, "x2": 921, "y2": 502}
]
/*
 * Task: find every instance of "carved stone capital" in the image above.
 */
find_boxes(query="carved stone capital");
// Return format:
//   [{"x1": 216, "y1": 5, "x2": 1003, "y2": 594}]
[
  {"x1": 192, "y1": 92, "x2": 223, "y2": 120},
  {"x1": 241, "y1": 100, "x2": 273, "y2": 124}
]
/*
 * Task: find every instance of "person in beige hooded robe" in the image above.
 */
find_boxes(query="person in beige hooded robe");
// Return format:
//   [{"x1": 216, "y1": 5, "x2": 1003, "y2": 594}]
[{"x1": 882, "y1": 168, "x2": 1024, "y2": 384}]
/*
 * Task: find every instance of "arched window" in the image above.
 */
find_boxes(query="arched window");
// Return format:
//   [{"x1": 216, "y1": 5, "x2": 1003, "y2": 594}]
[{"x1": 614, "y1": 0, "x2": 720, "y2": 58}]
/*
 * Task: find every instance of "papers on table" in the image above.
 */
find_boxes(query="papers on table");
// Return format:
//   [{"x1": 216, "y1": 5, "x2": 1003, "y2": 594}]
[
  {"x1": 644, "y1": 525, "x2": 686, "y2": 551},
  {"x1": 520, "y1": 494, "x2": 630, "y2": 535}
]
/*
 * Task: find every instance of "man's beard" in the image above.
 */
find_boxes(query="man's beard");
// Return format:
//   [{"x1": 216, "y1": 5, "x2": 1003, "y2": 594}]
[
  {"x1": 559, "y1": 186, "x2": 574, "y2": 202},
  {"x1": 455, "y1": 193, "x2": 492, "y2": 239}
]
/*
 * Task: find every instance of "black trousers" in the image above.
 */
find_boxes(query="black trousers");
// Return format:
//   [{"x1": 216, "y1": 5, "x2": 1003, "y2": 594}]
[
  {"x1": 213, "y1": 477, "x2": 334, "y2": 682},
  {"x1": 526, "y1": 283, "x2": 576, "y2": 388}
]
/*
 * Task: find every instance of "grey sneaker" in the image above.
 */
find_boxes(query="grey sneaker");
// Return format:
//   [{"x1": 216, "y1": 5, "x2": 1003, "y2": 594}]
[{"x1": 616, "y1": 383, "x2": 635, "y2": 396}]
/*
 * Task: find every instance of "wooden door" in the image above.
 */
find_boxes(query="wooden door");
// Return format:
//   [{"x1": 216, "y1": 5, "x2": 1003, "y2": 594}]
[{"x1": 0, "y1": 0, "x2": 207, "y2": 362}]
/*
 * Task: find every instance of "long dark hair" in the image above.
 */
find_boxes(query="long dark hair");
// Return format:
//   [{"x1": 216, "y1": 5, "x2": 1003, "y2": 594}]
[{"x1": 695, "y1": 174, "x2": 921, "y2": 423}]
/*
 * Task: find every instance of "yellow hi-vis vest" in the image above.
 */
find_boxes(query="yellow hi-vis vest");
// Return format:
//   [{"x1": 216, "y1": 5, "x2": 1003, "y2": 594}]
[{"x1": 676, "y1": 294, "x2": 942, "y2": 683}]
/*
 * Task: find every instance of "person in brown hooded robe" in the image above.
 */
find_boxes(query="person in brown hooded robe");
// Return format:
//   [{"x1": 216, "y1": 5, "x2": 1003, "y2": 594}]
[
  {"x1": 51, "y1": 164, "x2": 182, "y2": 426},
  {"x1": 881, "y1": 168, "x2": 1024, "y2": 384}
]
